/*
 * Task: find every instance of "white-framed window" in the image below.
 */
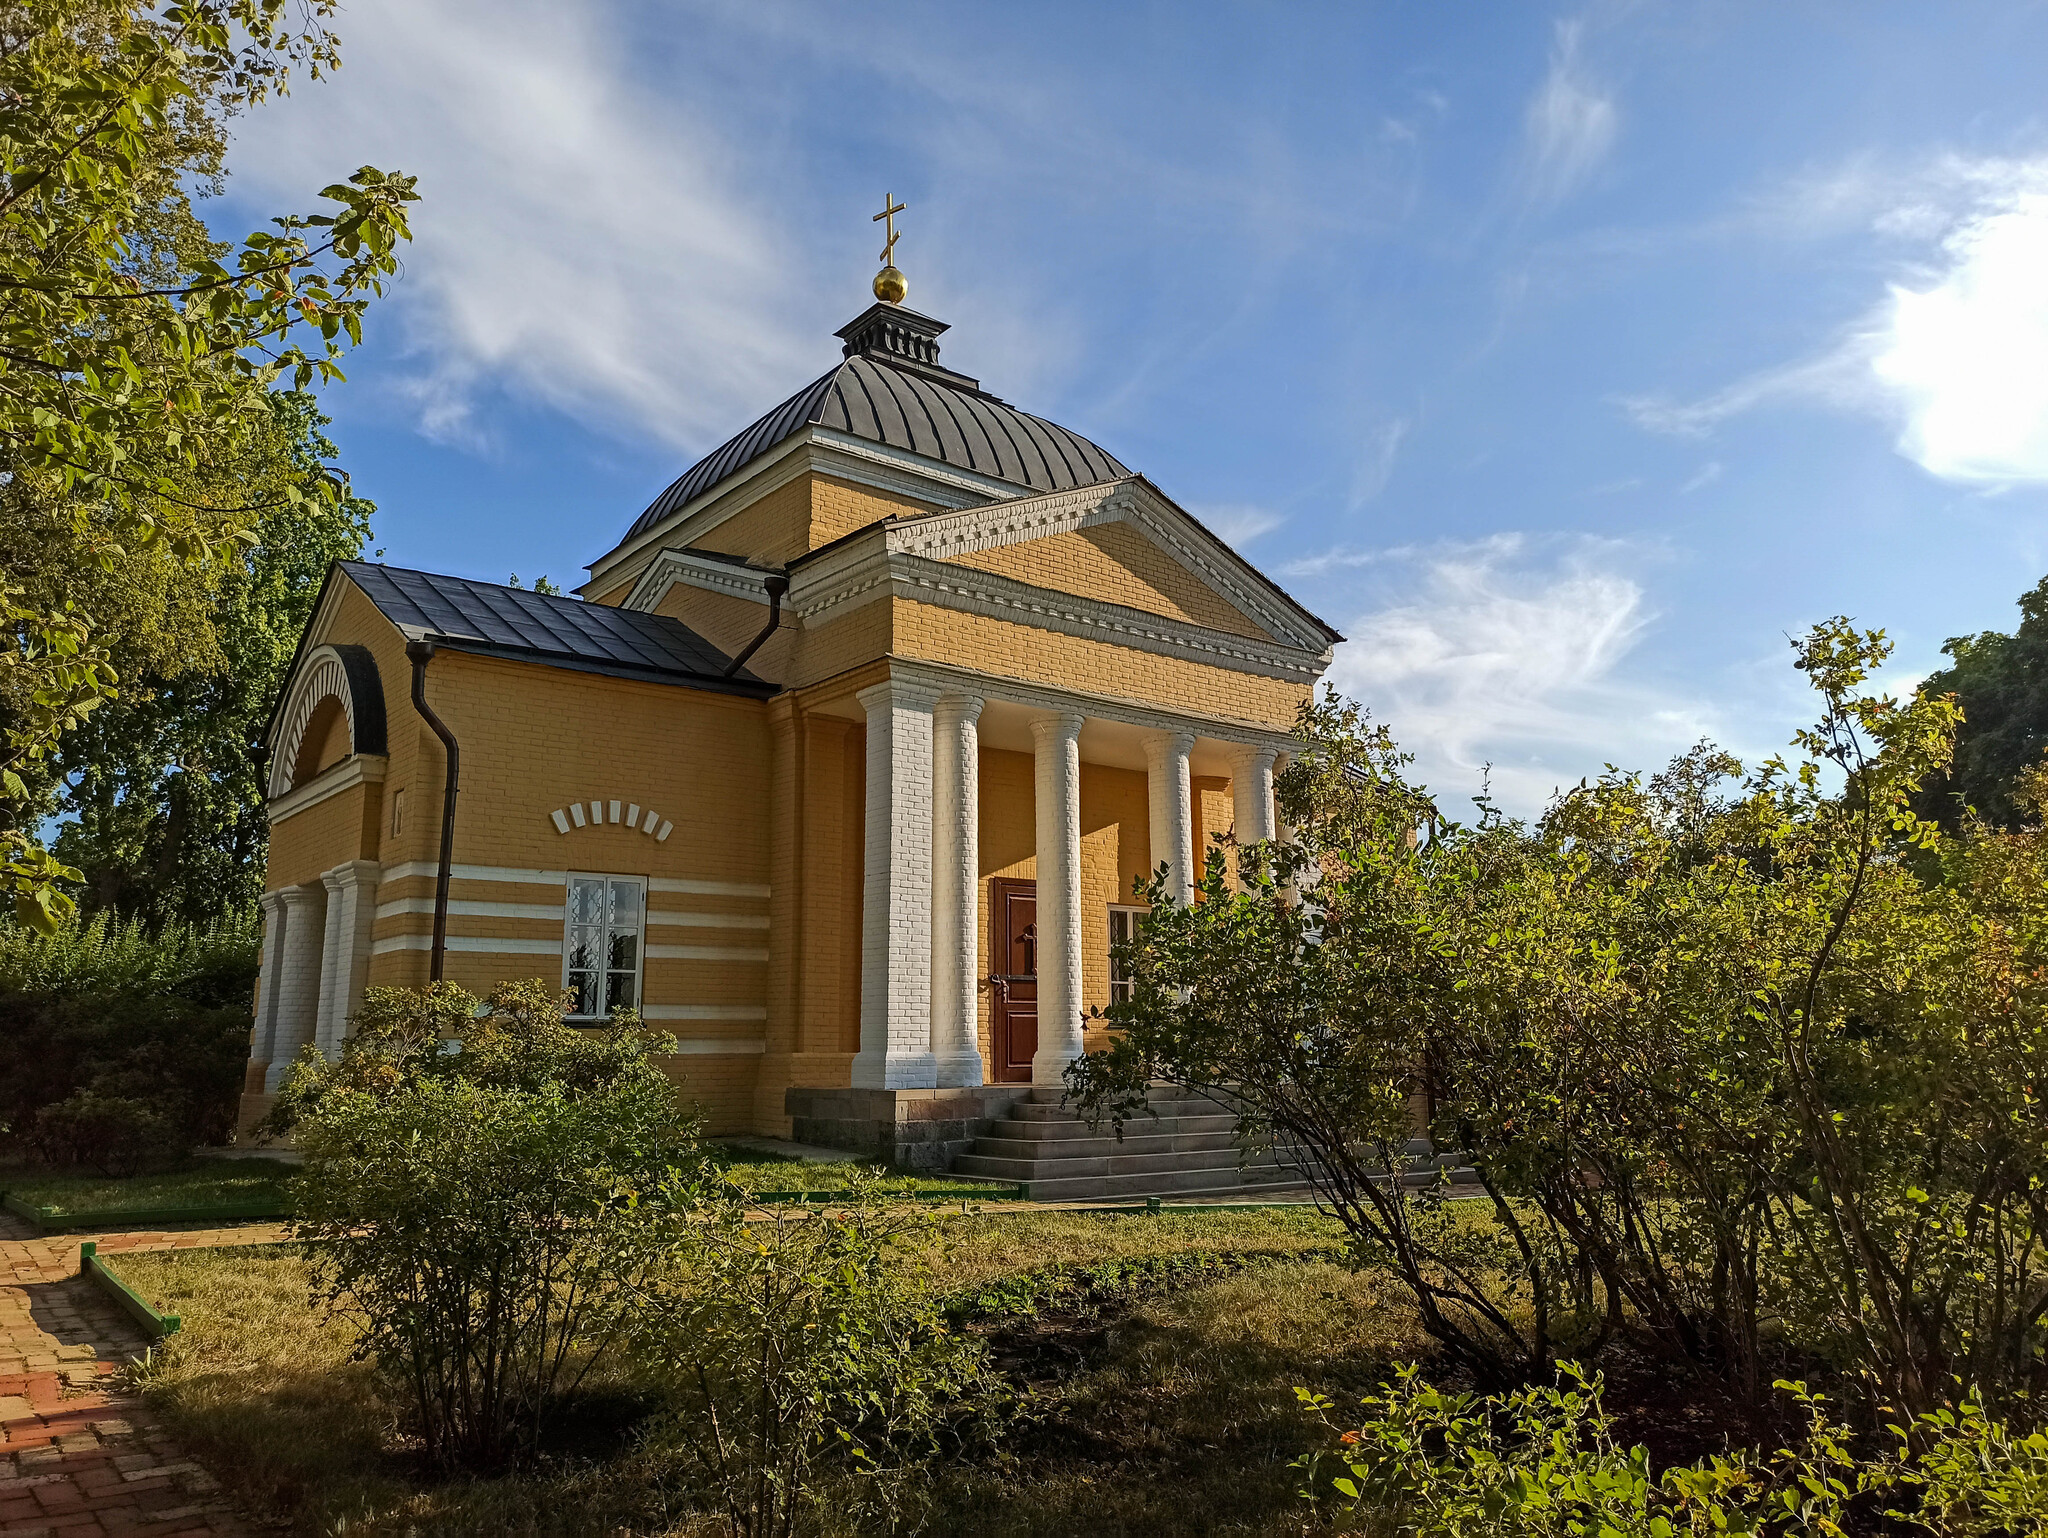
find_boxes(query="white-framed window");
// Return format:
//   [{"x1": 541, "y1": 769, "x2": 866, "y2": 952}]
[
  {"x1": 563, "y1": 874, "x2": 645, "y2": 1020},
  {"x1": 1107, "y1": 904, "x2": 1146, "y2": 1005}
]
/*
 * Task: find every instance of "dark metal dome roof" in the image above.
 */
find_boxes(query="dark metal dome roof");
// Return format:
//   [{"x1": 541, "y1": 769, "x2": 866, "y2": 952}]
[{"x1": 625, "y1": 306, "x2": 1129, "y2": 541}]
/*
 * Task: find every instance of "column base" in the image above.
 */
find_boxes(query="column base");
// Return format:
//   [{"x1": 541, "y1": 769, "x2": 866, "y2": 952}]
[
  {"x1": 933, "y1": 1051, "x2": 985, "y2": 1089},
  {"x1": 1031, "y1": 1049, "x2": 1082, "y2": 1089},
  {"x1": 785, "y1": 1086, "x2": 1029, "y2": 1173},
  {"x1": 235, "y1": 1092, "x2": 279, "y2": 1141},
  {"x1": 848, "y1": 1050, "x2": 938, "y2": 1090}
]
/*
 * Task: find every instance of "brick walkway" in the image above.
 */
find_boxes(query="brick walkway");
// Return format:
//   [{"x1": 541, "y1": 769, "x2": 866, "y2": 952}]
[{"x1": 0, "y1": 1214, "x2": 289, "y2": 1536}]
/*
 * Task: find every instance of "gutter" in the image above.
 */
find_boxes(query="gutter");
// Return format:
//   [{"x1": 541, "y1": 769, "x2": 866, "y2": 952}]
[
  {"x1": 405, "y1": 640, "x2": 460, "y2": 983},
  {"x1": 722, "y1": 573, "x2": 789, "y2": 678}
]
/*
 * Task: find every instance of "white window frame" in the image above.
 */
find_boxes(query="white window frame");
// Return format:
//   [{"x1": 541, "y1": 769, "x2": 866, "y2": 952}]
[
  {"x1": 562, "y1": 872, "x2": 646, "y2": 1021},
  {"x1": 1107, "y1": 904, "x2": 1146, "y2": 1005}
]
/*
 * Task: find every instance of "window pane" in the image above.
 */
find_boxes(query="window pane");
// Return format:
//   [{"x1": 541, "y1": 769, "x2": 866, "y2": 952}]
[
  {"x1": 609, "y1": 880, "x2": 642, "y2": 926},
  {"x1": 566, "y1": 925, "x2": 602, "y2": 972},
  {"x1": 567, "y1": 970, "x2": 599, "y2": 1017},
  {"x1": 606, "y1": 970, "x2": 636, "y2": 1013},
  {"x1": 569, "y1": 880, "x2": 603, "y2": 925},
  {"x1": 608, "y1": 931, "x2": 638, "y2": 971}
]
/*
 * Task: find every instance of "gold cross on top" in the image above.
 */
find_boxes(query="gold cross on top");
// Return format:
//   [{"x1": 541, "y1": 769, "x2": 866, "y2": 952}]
[{"x1": 874, "y1": 192, "x2": 907, "y2": 267}]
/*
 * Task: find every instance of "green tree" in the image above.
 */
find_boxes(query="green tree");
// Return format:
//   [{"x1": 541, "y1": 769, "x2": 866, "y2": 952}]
[
  {"x1": 0, "y1": 0, "x2": 415, "y2": 928},
  {"x1": 46, "y1": 391, "x2": 372, "y2": 925},
  {"x1": 1916, "y1": 573, "x2": 2048, "y2": 830}
]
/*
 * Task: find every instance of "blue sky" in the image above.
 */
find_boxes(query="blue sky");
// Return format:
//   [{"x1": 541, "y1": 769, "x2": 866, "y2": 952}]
[{"x1": 212, "y1": 1, "x2": 2048, "y2": 812}]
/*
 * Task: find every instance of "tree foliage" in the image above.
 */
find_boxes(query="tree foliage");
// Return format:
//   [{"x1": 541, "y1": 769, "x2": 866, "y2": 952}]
[
  {"x1": 1072, "y1": 621, "x2": 2048, "y2": 1424},
  {"x1": 1916, "y1": 572, "x2": 2048, "y2": 831},
  {"x1": 43, "y1": 391, "x2": 371, "y2": 925},
  {"x1": 0, "y1": 0, "x2": 414, "y2": 928}
]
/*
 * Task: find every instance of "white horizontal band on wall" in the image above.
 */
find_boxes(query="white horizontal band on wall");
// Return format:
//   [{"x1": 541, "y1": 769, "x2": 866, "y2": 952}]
[
  {"x1": 378, "y1": 864, "x2": 768, "y2": 900},
  {"x1": 639, "y1": 1004, "x2": 769, "y2": 1021},
  {"x1": 645, "y1": 912, "x2": 769, "y2": 930},
  {"x1": 646, "y1": 945, "x2": 771, "y2": 961},
  {"x1": 371, "y1": 935, "x2": 562, "y2": 956},
  {"x1": 650, "y1": 877, "x2": 770, "y2": 899},
  {"x1": 375, "y1": 898, "x2": 564, "y2": 922}
]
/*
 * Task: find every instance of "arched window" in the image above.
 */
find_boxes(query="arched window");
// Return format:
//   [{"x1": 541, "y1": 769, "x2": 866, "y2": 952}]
[{"x1": 267, "y1": 644, "x2": 389, "y2": 799}]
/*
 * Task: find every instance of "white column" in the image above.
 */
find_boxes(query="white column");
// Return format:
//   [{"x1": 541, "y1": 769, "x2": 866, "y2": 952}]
[
  {"x1": 251, "y1": 889, "x2": 291, "y2": 1070},
  {"x1": 1142, "y1": 730, "x2": 1195, "y2": 905},
  {"x1": 1031, "y1": 711, "x2": 1086, "y2": 1087},
  {"x1": 851, "y1": 678, "x2": 939, "y2": 1089},
  {"x1": 314, "y1": 868, "x2": 347, "y2": 1058},
  {"x1": 1229, "y1": 744, "x2": 1279, "y2": 886},
  {"x1": 315, "y1": 860, "x2": 381, "y2": 1057},
  {"x1": 263, "y1": 882, "x2": 327, "y2": 1091},
  {"x1": 931, "y1": 694, "x2": 985, "y2": 1088}
]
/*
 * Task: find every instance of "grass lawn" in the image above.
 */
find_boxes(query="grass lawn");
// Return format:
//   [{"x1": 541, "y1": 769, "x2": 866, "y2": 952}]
[
  {"x1": 707, "y1": 1154, "x2": 1022, "y2": 1196},
  {"x1": 109, "y1": 1208, "x2": 1427, "y2": 1536},
  {"x1": 1, "y1": 1156, "x2": 298, "y2": 1216}
]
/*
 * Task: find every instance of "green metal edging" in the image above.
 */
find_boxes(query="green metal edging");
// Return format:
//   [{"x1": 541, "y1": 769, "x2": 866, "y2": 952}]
[
  {"x1": 2, "y1": 1190, "x2": 288, "y2": 1233},
  {"x1": 78, "y1": 1242, "x2": 181, "y2": 1338}
]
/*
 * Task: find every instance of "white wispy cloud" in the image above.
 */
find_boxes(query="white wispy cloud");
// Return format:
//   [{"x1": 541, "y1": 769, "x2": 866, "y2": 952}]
[
  {"x1": 1350, "y1": 416, "x2": 1412, "y2": 506},
  {"x1": 1519, "y1": 19, "x2": 1618, "y2": 207},
  {"x1": 1679, "y1": 461, "x2": 1723, "y2": 493},
  {"x1": 1315, "y1": 534, "x2": 1715, "y2": 813},
  {"x1": 1624, "y1": 155, "x2": 2048, "y2": 487},
  {"x1": 219, "y1": 0, "x2": 825, "y2": 453},
  {"x1": 1189, "y1": 504, "x2": 1284, "y2": 549}
]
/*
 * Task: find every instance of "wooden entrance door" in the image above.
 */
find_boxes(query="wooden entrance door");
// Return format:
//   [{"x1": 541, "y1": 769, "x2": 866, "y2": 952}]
[{"x1": 989, "y1": 878, "x2": 1037, "y2": 1083}]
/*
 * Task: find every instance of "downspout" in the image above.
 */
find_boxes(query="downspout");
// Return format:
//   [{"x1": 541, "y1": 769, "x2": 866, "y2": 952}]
[
  {"x1": 722, "y1": 573, "x2": 789, "y2": 678},
  {"x1": 405, "y1": 640, "x2": 460, "y2": 983}
]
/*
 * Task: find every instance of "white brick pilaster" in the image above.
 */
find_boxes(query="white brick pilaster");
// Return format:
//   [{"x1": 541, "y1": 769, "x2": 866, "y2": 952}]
[
  {"x1": 314, "y1": 860, "x2": 380, "y2": 1057},
  {"x1": 263, "y1": 883, "x2": 327, "y2": 1091},
  {"x1": 931, "y1": 694, "x2": 985, "y2": 1087},
  {"x1": 1143, "y1": 730, "x2": 1196, "y2": 905},
  {"x1": 1031, "y1": 711, "x2": 1086, "y2": 1087},
  {"x1": 851, "y1": 678, "x2": 940, "y2": 1089},
  {"x1": 251, "y1": 890, "x2": 291, "y2": 1071}
]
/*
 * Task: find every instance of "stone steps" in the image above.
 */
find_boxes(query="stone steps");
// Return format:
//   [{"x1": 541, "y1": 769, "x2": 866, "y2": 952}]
[{"x1": 949, "y1": 1084, "x2": 1478, "y2": 1202}]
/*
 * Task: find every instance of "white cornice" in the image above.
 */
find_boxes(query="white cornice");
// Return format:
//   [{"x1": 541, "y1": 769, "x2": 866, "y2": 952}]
[
  {"x1": 268, "y1": 753, "x2": 386, "y2": 824},
  {"x1": 583, "y1": 430, "x2": 1019, "y2": 599},
  {"x1": 885, "y1": 478, "x2": 1333, "y2": 651},
  {"x1": 625, "y1": 548, "x2": 778, "y2": 614},
  {"x1": 790, "y1": 537, "x2": 1333, "y2": 684}
]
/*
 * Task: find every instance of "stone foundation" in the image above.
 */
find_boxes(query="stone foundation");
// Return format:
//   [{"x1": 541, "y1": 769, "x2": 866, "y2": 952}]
[{"x1": 784, "y1": 1085, "x2": 1031, "y2": 1173}]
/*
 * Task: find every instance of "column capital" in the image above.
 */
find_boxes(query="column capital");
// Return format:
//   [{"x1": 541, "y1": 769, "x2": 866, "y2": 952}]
[
  {"x1": 323, "y1": 858, "x2": 382, "y2": 889},
  {"x1": 1225, "y1": 741, "x2": 1281, "y2": 772},
  {"x1": 856, "y1": 677, "x2": 941, "y2": 715},
  {"x1": 932, "y1": 692, "x2": 985, "y2": 725},
  {"x1": 1141, "y1": 728, "x2": 1196, "y2": 765},
  {"x1": 277, "y1": 883, "x2": 321, "y2": 911},
  {"x1": 1029, "y1": 710, "x2": 1085, "y2": 746},
  {"x1": 260, "y1": 887, "x2": 292, "y2": 915}
]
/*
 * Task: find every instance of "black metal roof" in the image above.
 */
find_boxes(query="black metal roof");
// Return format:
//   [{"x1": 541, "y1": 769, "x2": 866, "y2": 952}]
[
  {"x1": 339, "y1": 562, "x2": 771, "y2": 694},
  {"x1": 625, "y1": 353, "x2": 1130, "y2": 541}
]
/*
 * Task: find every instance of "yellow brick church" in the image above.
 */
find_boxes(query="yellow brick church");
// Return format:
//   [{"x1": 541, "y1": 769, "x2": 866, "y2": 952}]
[{"x1": 240, "y1": 260, "x2": 1340, "y2": 1173}]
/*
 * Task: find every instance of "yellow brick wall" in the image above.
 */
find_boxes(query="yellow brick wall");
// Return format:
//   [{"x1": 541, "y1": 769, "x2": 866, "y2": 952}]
[
  {"x1": 264, "y1": 585, "x2": 776, "y2": 1134},
  {"x1": 653, "y1": 585, "x2": 795, "y2": 684},
  {"x1": 943, "y1": 523, "x2": 1273, "y2": 641},
  {"x1": 889, "y1": 598, "x2": 1312, "y2": 730},
  {"x1": 691, "y1": 475, "x2": 815, "y2": 566},
  {"x1": 808, "y1": 474, "x2": 940, "y2": 547}
]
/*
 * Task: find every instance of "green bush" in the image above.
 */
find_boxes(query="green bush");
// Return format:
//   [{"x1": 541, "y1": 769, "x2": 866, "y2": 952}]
[
  {"x1": 1298, "y1": 1367, "x2": 2048, "y2": 1537},
  {"x1": 285, "y1": 979, "x2": 704, "y2": 1472},
  {"x1": 0, "y1": 909, "x2": 260, "y2": 1003},
  {"x1": 631, "y1": 1175, "x2": 1006, "y2": 1537},
  {"x1": 25, "y1": 1090, "x2": 183, "y2": 1176}
]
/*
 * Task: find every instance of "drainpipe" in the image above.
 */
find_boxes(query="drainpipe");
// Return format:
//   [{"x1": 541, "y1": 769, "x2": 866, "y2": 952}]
[
  {"x1": 406, "y1": 640, "x2": 459, "y2": 983},
  {"x1": 722, "y1": 573, "x2": 790, "y2": 678}
]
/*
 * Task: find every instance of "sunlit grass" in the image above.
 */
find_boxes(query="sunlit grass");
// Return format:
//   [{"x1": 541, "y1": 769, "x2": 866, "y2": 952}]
[
  {"x1": 1, "y1": 1156, "x2": 297, "y2": 1214},
  {"x1": 109, "y1": 1206, "x2": 1430, "y2": 1536}
]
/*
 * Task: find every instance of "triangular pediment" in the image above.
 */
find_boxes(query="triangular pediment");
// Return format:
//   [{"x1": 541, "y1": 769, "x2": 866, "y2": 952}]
[{"x1": 886, "y1": 477, "x2": 1339, "y2": 655}]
